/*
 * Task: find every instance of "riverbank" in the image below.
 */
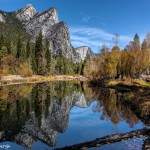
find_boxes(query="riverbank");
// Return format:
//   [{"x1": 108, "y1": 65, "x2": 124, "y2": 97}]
[
  {"x1": 107, "y1": 78, "x2": 150, "y2": 92},
  {"x1": 0, "y1": 75, "x2": 87, "y2": 86},
  {"x1": 90, "y1": 78, "x2": 150, "y2": 90}
]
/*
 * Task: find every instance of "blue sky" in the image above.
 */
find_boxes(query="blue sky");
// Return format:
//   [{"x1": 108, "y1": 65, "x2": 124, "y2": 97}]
[{"x1": 0, "y1": 0, "x2": 150, "y2": 52}]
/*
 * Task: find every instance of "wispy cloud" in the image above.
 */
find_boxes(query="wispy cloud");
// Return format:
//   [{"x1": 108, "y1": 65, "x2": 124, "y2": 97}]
[
  {"x1": 82, "y1": 16, "x2": 91, "y2": 23},
  {"x1": 70, "y1": 26, "x2": 132, "y2": 52}
]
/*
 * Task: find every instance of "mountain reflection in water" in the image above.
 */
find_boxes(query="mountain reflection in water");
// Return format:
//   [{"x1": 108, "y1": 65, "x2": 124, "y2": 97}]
[{"x1": 0, "y1": 81, "x2": 146, "y2": 149}]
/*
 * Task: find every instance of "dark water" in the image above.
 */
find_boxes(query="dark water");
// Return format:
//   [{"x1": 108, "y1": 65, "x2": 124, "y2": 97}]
[{"x1": 0, "y1": 81, "x2": 147, "y2": 150}]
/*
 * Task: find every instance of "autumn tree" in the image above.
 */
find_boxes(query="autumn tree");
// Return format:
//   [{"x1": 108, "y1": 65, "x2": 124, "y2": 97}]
[
  {"x1": 140, "y1": 40, "x2": 150, "y2": 75},
  {"x1": 111, "y1": 46, "x2": 121, "y2": 78},
  {"x1": 145, "y1": 33, "x2": 150, "y2": 74},
  {"x1": 100, "y1": 45, "x2": 109, "y2": 58}
]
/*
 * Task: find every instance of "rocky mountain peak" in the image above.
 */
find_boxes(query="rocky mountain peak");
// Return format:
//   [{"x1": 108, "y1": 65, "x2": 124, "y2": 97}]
[
  {"x1": 26, "y1": 4, "x2": 33, "y2": 8},
  {"x1": 4, "y1": 4, "x2": 92, "y2": 62},
  {"x1": 25, "y1": 7, "x2": 59, "y2": 39},
  {"x1": 16, "y1": 4, "x2": 37, "y2": 22}
]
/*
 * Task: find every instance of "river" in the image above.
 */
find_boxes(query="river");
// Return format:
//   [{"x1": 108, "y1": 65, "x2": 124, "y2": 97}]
[{"x1": 0, "y1": 81, "x2": 148, "y2": 150}]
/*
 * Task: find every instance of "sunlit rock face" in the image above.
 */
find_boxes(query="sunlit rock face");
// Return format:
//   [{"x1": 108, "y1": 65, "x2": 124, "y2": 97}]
[
  {"x1": 75, "y1": 46, "x2": 91, "y2": 61},
  {"x1": 14, "y1": 4, "x2": 90, "y2": 62},
  {"x1": 45, "y1": 21, "x2": 81, "y2": 61},
  {"x1": 25, "y1": 7, "x2": 59, "y2": 39},
  {"x1": 0, "y1": 13, "x2": 5, "y2": 23},
  {"x1": 16, "y1": 4, "x2": 37, "y2": 22}
]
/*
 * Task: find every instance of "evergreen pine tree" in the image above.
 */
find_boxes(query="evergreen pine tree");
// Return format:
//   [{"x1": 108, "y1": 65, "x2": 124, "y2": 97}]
[
  {"x1": 55, "y1": 49, "x2": 62, "y2": 74},
  {"x1": 45, "y1": 39, "x2": 51, "y2": 75},
  {"x1": 0, "y1": 34, "x2": 4, "y2": 49},
  {"x1": 31, "y1": 46, "x2": 36, "y2": 73},
  {"x1": 16, "y1": 36, "x2": 22, "y2": 58},
  {"x1": 35, "y1": 30, "x2": 45, "y2": 75},
  {"x1": 26, "y1": 39, "x2": 30, "y2": 58},
  {"x1": 6, "y1": 37, "x2": 11, "y2": 54},
  {"x1": 26, "y1": 40, "x2": 31, "y2": 68},
  {"x1": 21, "y1": 43, "x2": 26, "y2": 58},
  {"x1": 134, "y1": 33, "x2": 140, "y2": 50}
]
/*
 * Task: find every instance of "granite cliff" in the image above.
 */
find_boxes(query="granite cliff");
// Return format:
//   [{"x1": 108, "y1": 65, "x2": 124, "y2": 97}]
[
  {"x1": 16, "y1": 4, "x2": 37, "y2": 22},
  {"x1": 0, "y1": 4, "x2": 92, "y2": 62},
  {"x1": 7, "y1": 4, "x2": 91, "y2": 62},
  {"x1": 75, "y1": 46, "x2": 91, "y2": 61},
  {"x1": 0, "y1": 13, "x2": 5, "y2": 23}
]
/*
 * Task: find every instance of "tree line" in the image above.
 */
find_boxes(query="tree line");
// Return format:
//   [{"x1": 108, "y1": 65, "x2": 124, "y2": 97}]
[
  {"x1": 84, "y1": 33, "x2": 150, "y2": 79},
  {"x1": 0, "y1": 31, "x2": 84, "y2": 76}
]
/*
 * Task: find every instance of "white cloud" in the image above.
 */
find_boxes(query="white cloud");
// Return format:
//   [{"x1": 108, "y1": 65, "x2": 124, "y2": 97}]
[
  {"x1": 70, "y1": 26, "x2": 132, "y2": 52},
  {"x1": 71, "y1": 35, "x2": 109, "y2": 47},
  {"x1": 82, "y1": 16, "x2": 91, "y2": 23}
]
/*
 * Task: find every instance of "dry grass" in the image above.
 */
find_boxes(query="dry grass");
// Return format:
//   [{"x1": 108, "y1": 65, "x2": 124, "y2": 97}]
[
  {"x1": 133, "y1": 79, "x2": 150, "y2": 87},
  {"x1": 0, "y1": 75, "x2": 86, "y2": 86},
  {"x1": 108, "y1": 80, "x2": 119, "y2": 86},
  {"x1": 108, "y1": 78, "x2": 150, "y2": 87}
]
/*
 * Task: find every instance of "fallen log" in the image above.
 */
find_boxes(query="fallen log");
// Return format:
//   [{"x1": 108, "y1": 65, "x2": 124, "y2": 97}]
[
  {"x1": 143, "y1": 137, "x2": 150, "y2": 150},
  {"x1": 55, "y1": 128, "x2": 150, "y2": 150}
]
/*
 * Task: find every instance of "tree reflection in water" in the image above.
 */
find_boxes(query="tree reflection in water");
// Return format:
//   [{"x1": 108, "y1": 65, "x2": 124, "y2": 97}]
[
  {"x1": 0, "y1": 82, "x2": 145, "y2": 149},
  {"x1": 91, "y1": 88, "x2": 139, "y2": 128}
]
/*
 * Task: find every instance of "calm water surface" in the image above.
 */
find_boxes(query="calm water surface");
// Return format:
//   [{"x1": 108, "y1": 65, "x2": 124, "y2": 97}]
[{"x1": 0, "y1": 81, "x2": 147, "y2": 150}]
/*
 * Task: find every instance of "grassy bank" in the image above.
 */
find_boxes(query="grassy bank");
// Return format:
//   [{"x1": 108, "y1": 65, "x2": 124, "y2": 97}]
[
  {"x1": 90, "y1": 78, "x2": 150, "y2": 90},
  {"x1": 108, "y1": 78, "x2": 150, "y2": 88},
  {"x1": 0, "y1": 75, "x2": 87, "y2": 86}
]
